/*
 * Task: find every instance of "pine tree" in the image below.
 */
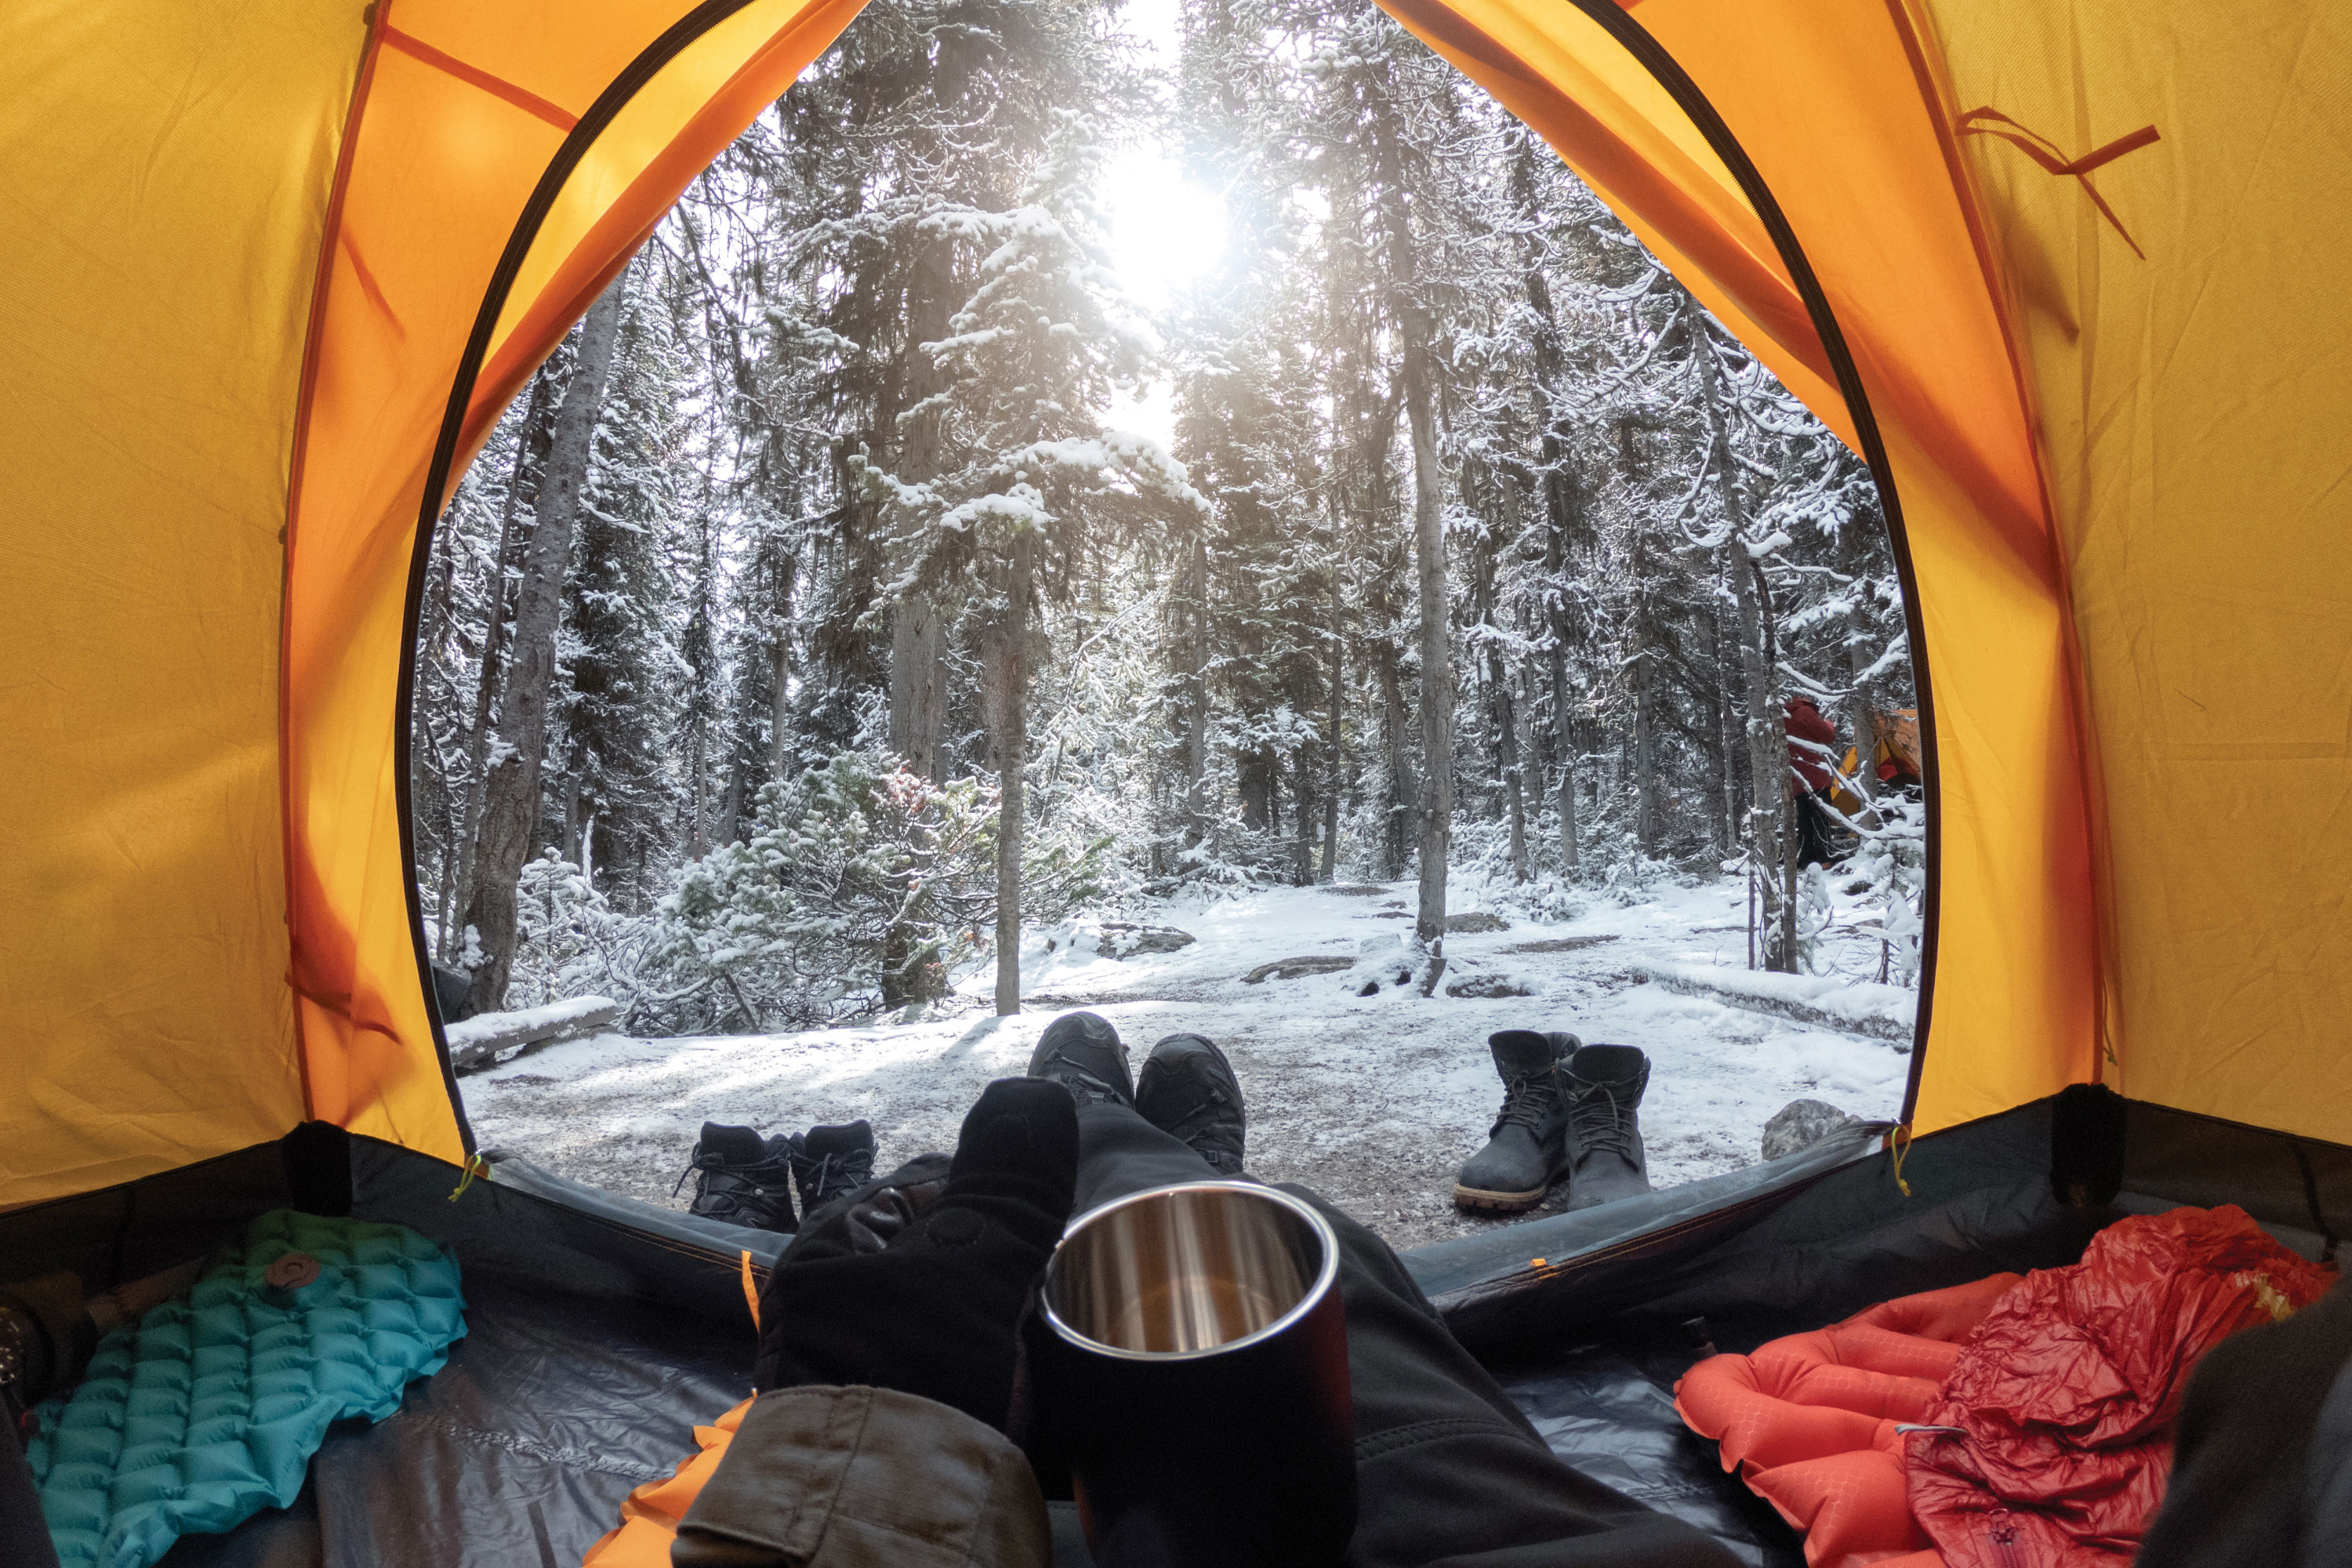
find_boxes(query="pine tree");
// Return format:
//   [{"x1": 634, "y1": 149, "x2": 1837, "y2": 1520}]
[{"x1": 861, "y1": 107, "x2": 1205, "y2": 1012}]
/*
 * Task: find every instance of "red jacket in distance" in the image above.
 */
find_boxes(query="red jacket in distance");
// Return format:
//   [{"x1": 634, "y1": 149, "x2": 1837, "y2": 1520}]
[{"x1": 1784, "y1": 697, "x2": 1838, "y2": 792}]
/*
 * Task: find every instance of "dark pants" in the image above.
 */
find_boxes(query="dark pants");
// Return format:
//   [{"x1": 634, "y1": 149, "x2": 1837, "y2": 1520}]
[
  {"x1": 1791, "y1": 787, "x2": 1839, "y2": 869},
  {"x1": 1073, "y1": 1105, "x2": 1737, "y2": 1568}
]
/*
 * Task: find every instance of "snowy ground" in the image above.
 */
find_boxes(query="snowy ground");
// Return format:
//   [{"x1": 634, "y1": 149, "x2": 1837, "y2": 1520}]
[{"x1": 467, "y1": 874, "x2": 1914, "y2": 1253}]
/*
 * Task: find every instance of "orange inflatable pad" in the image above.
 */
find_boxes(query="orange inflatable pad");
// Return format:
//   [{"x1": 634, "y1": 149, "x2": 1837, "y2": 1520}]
[
  {"x1": 582, "y1": 1396, "x2": 756, "y2": 1567},
  {"x1": 1674, "y1": 1274, "x2": 2021, "y2": 1568}
]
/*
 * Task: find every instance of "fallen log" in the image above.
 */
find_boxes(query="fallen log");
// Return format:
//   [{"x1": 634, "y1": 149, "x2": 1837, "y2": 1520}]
[
  {"x1": 1241, "y1": 955, "x2": 1359, "y2": 984},
  {"x1": 446, "y1": 995, "x2": 624, "y2": 1073}
]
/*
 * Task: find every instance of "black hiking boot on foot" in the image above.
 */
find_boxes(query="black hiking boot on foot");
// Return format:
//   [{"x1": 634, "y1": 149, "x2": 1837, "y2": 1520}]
[
  {"x1": 677, "y1": 1122, "x2": 799, "y2": 1233},
  {"x1": 1562, "y1": 1044, "x2": 1653, "y2": 1211},
  {"x1": 789, "y1": 1120, "x2": 878, "y2": 1218},
  {"x1": 1454, "y1": 1030, "x2": 1573, "y2": 1212},
  {"x1": 1025, "y1": 1011, "x2": 1134, "y2": 1109},
  {"x1": 1136, "y1": 1033, "x2": 1247, "y2": 1175}
]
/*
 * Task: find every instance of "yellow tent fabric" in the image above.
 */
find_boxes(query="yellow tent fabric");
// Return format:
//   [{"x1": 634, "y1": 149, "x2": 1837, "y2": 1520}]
[
  {"x1": 3, "y1": 0, "x2": 2346, "y2": 1205},
  {"x1": 2, "y1": 0, "x2": 866, "y2": 1207}
]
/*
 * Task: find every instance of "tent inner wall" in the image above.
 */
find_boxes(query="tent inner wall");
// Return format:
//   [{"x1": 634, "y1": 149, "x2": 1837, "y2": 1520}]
[
  {"x1": 285, "y1": 0, "x2": 876, "y2": 1176},
  {"x1": 32, "y1": 0, "x2": 2346, "y2": 1205},
  {"x1": 0, "y1": 0, "x2": 333, "y2": 1206},
  {"x1": 1918, "y1": 0, "x2": 2352, "y2": 1145}
]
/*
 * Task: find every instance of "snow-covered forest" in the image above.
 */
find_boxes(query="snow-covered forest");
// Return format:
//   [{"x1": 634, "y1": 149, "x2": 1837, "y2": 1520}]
[{"x1": 410, "y1": 0, "x2": 1923, "y2": 1043}]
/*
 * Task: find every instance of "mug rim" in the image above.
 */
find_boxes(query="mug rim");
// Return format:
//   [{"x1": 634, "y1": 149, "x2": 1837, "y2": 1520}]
[{"x1": 1041, "y1": 1180, "x2": 1342, "y2": 1363}]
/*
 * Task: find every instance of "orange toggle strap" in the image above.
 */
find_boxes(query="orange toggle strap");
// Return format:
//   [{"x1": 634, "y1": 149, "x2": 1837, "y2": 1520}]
[
  {"x1": 1957, "y1": 107, "x2": 2161, "y2": 259},
  {"x1": 739, "y1": 1250, "x2": 761, "y2": 1334},
  {"x1": 1888, "y1": 1123, "x2": 1915, "y2": 1199},
  {"x1": 382, "y1": 26, "x2": 580, "y2": 132}
]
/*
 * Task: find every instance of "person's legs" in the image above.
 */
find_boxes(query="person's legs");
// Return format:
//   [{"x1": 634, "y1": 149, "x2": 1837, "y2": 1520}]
[
  {"x1": 1067, "y1": 1098, "x2": 1731, "y2": 1566},
  {"x1": 1789, "y1": 789, "x2": 1827, "y2": 869},
  {"x1": 1073, "y1": 1100, "x2": 1221, "y2": 1209}
]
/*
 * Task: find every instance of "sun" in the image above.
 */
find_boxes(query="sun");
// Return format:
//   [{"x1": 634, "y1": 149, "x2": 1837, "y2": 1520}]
[{"x1": 1098, "y1": 145, "x2": 1229, "y2": 314}]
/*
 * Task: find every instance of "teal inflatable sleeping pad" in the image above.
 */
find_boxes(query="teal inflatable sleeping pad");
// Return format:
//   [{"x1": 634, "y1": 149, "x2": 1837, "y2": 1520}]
[{"x1": 25, "y1": 1209, "x2": 466, "y2": 1568}]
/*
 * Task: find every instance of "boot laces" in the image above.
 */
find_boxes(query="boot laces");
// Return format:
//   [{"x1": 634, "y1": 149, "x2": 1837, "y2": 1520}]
[
  {"x1": 1041, "y1": 1046, "x2": 1127, "y2": 1106},
  {"x1": 1571, "y1": 1087, "x2": 1639, "y2": 1161},
  {"x1": 1161, "y1": 1089, "x2": 1244, "y2": 1167},
  {"x1": 1490, "y1": 1074, "x2": 1555, "y2": 1137},
  {"x1": 674, "y1": 1145, "x2": 791, "y2": 1201},
  {"x1": 797, "y1": 1145, "x2": 875, "y2": 1206}
]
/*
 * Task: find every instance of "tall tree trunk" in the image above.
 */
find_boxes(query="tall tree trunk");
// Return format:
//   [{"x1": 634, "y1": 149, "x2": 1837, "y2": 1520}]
[
  {"x1": 1695, "y1": 593, "x2": 1733, "y2": 854},
  {"x1": 448, "y1": 371, "x2": 553, "y2": 961},
  {"x1": 1498, "y1": 673, "x2": 1529, "y2": 881},
  {"x1": 1693, "y1": 318, "x2": 1793, "y2": 971},
  {"x1": 1294, "y1": 754, "x2": 1316, "y2": 884},
  {"x1": 1183, "y1": 531, "x2": 1210, "y2": 852},
  {"x1": 768, "y1": 638, "x2": 792, "y2": 793},
  {"x1": 463, "y1": 272, "x2": 629, "y2": 1014},
  {"x1": 887, "y1": 596, "x2": 947, "y2": 779},
  {"x1": 993, "y1": 529, "x2": 1036, "y2": 1016},
  {"x1": 1630, "y1": 553, "x2": 1662, "y2": 858},
  {"x1": 1372, "y1": 130, "x2": 1449, "y2": 939},
  {"x1": 887, "y1": 241, "x2": 954, "y2": 781},
  {"x1": 1512, "y1": 133, "x2": 1586, "y2": 882},
  {"x1": 1406, "y1": 350, "x2": 1450, "y2": 944},
  {"x1": 1321, "y1": 530, "x2": 1343, "y2": 882},
  {"x1": 1759, "y1": 560, "x2": 1799, "y2": 968},
  {"x1": 1839, "y1": 513, "x2": 1878, "y2": 810},
  {"x1": 1715, "y1": 585, "x2": 1747, "y2": 851},
  {"x1": 1552, "y1": 634, "x2": 1580, "y2": 879},
  {"x1": 417, "y1": 499, "x2": 464, "y2": 957},
  {"x1": 1468, "y1": 484, "x2": 1529, "y2": 885},
  {"x1": 1376, "y1": 633, "x2": 1414, "y2": 880}
]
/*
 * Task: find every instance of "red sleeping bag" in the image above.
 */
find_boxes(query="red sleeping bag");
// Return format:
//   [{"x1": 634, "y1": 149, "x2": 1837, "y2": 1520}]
[{"x1": 1675, "y1": 1207, "x2": 2335, "y2": 1568}]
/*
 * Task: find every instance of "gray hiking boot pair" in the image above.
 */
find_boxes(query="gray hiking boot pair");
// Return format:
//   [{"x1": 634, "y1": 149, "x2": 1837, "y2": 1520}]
[
  {"x1": 1453, "y1": 1032, "x2": 1653, "y2": 1214},
  {"x1": 1026, "y1": 1011, "x2": 1246, "y2": 1176}
]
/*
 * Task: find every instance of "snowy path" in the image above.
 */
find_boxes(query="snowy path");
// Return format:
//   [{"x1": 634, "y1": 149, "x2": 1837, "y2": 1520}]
[{"x1": 467, "y1": 877, "x2": 1914, "y2": 1252}]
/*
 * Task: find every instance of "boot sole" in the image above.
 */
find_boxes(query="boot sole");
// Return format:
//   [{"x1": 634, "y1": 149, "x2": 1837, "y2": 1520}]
[{"x1": 1452, "y1": 1181, "x2": 1548, "y2": 1213}]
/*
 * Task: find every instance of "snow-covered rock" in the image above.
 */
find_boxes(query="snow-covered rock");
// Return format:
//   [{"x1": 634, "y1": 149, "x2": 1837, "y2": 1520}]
[
  {"x1": 1094, "y1": 922, "x2": 1196, "y2": 958},
  {"x1": 1761, "y1": 1098, "x2": 1866, "y2": 1160},
  {"x1": 1445, "y1": 971, "x2": 1532, "y2": 1000}
]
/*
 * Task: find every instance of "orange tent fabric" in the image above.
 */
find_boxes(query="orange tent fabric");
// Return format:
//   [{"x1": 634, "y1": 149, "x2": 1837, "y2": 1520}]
[
  {"x1": 2, "y1": 0, "x2": 868, "y2": 1204},
  {"x1": 582, "y1": 1395, "x2": 756, "y2": 1566},
  {"x1": 6, "y1": 0, "x2": 2350, "y2": 1204}
]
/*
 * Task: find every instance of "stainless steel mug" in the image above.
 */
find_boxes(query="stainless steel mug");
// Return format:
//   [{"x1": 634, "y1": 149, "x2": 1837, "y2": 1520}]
[{"x1": 1036, "y1": 1181, "x2": 1356, "y2": 1566}]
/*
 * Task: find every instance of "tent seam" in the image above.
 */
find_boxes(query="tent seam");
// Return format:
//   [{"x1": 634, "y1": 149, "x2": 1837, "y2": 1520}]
[
  {"x1": 280, "y1": 0, "x2": 393, "y2": 1128},
  {"x1": 1879, "y1": 0, "x2": 2120, "y2": 1098}
]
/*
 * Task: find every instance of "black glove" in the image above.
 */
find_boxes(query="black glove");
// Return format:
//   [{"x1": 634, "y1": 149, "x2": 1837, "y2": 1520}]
[
  {"x1": 751, "y1": 1078, "x2": 1078, "y2": 1430},
  {"x1": 779, "y1": 1152, "x2": 953, "y2": 1264}
]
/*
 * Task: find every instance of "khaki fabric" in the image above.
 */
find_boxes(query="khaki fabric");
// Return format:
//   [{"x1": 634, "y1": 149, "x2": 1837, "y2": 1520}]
[{"x1": 673, "y1": 1387, "x2": 1051, "y2": 1568}]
